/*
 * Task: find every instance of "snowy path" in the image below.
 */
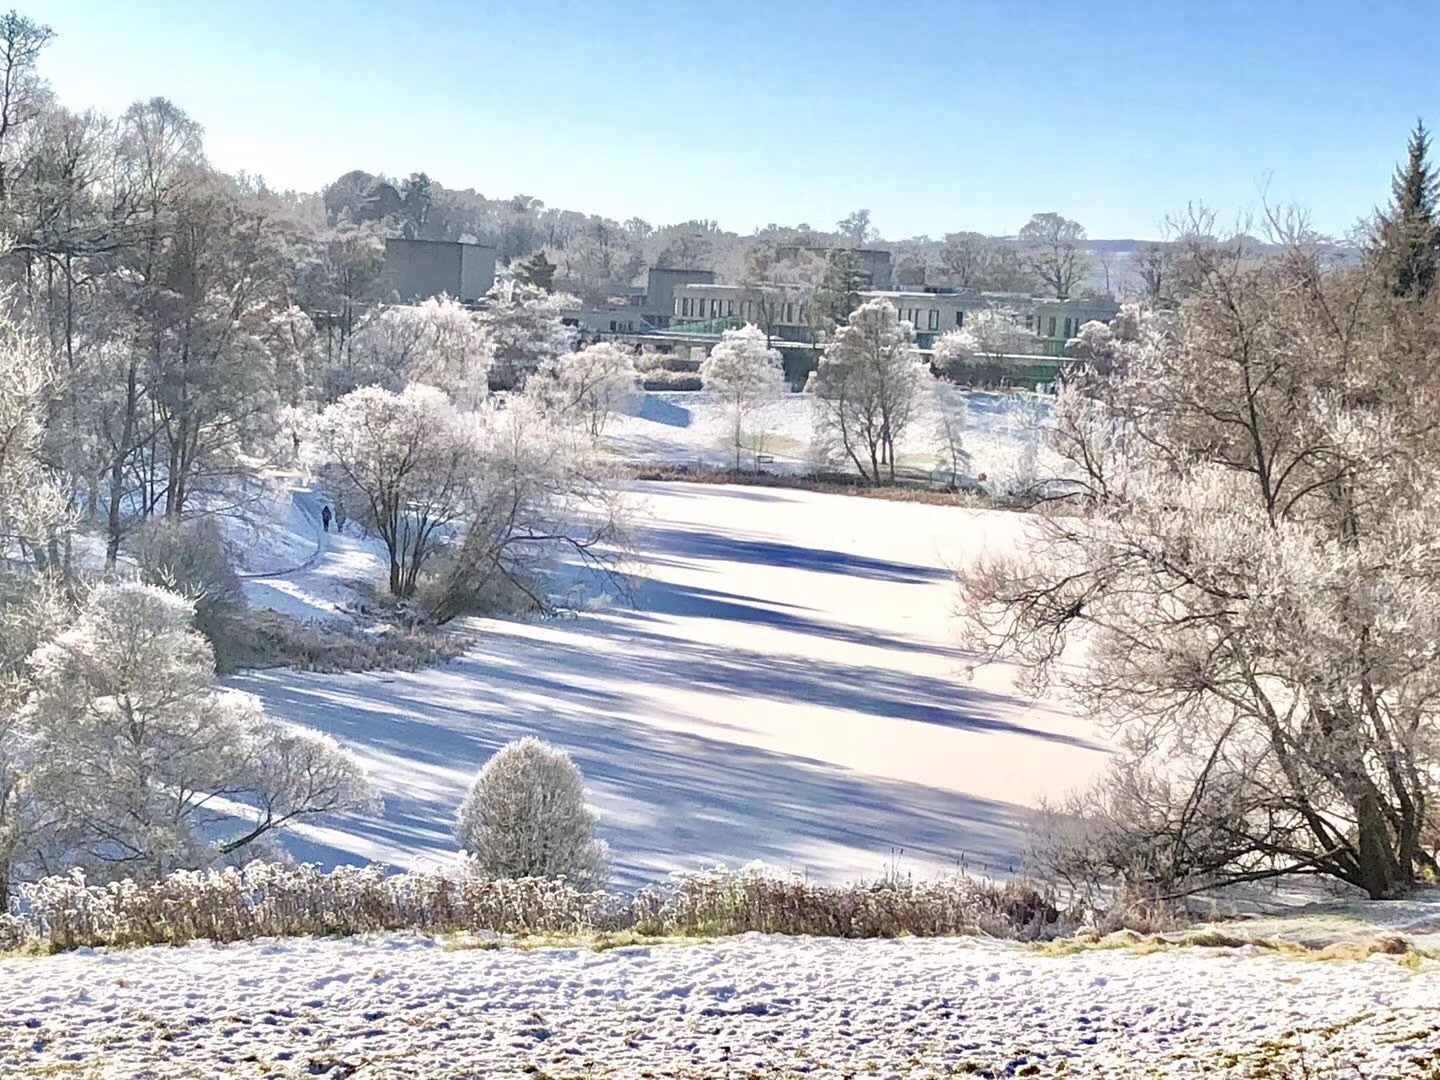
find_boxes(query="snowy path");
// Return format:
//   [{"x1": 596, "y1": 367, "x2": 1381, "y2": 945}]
[
  {"x1": 238, "y1": 488, "x2": 329, "y2": 580},
  {"x1": 234, "y1": 483, "x2": 1106, "y2": 884},
  {"x1": 1, "y1": 933, "x2": 1436, "y2": 1078}
]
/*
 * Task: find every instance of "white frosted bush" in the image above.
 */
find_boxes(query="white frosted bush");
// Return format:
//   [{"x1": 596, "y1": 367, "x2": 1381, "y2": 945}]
[{"x1": 455, "y1": 737, "x2": 610, "y2": 888}]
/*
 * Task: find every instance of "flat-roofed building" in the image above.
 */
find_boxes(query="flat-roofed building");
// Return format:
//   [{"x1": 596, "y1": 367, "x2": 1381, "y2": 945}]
[{"x1": 381, "y1": 238, "x2": 498, "y2": 303}]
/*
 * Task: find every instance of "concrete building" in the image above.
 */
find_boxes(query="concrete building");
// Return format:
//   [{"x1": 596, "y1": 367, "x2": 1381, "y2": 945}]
[
  {"x1": 562, "y1": 267, "x2": 718, "y2": 337},
  {"x1": 380, "y1": 238, "x2": 498, "y2": 303},
  {"x1": 671, "y1": 280, "x2": 1119, "y2": 353},
  {"x1": 642, "y1": 268, "x2": 716, "y2": 327}
]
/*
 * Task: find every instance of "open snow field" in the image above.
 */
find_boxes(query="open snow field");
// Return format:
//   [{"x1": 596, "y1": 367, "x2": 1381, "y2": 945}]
[
  {"x1": 236, "y1": 482, "x2": 1105, "y2": 885},
  {"x1": 2, "y1": 931, "x2": 1436, "y2": 1077},
  {"x1": 606, "y1": 389, "x2": 1056, "y2": 484}
]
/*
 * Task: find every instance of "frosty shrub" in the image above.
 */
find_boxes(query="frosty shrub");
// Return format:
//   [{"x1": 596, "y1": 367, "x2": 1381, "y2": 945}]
[
  {"x1": 127, "y1": 516, "x2": 245, "y2": 643},
  {"x1": 455, "y1": 738, "x2": 610, "y2": 888},
  {"x1": 6, "y1": 860, "x2": 1105, "y2": 953}
]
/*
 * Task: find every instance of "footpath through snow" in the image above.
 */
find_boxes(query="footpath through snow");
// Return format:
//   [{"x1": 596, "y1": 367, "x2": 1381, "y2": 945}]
[{"x1": 0, "y1": 932, "x2": 1436, "y2": 1077}]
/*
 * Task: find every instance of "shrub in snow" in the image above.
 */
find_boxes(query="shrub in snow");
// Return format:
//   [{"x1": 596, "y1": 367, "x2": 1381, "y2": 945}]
[
  {"x1": 127, "y1": 516, "x2": 245, "y2": 643},
  {"x1": 8, "y1": 860, "x2": 1102, "y2": 952},
  {"x1": 455, "y1": 738, "x2": 610, "y2": 888}
]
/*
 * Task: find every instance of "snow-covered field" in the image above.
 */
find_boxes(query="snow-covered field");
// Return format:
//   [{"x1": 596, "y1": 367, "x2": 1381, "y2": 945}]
[
  {"x1": 606, "y1": 389, "x2": 1057, "y2": 484},
  {"x1": 235, "y1": 482, "x2": 1104, "y2": 885},
  {"x1": 2, "y1": 931, "x2": 1436, "y2": 1078}
]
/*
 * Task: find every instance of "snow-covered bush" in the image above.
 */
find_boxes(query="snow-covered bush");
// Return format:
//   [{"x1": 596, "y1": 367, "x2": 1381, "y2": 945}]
[
  {"x1": 15, "y1": 583, "x2": 377, "y2": 887},
  {"x1": 7, "y1": 860, "x2": 1101, "y2": 952},
  {"x1": 455, "y1": 738, "x2": 610, "y2": 889},
  {"x1": 127, "y1": 516, "x2": 245, "y2": 642}
]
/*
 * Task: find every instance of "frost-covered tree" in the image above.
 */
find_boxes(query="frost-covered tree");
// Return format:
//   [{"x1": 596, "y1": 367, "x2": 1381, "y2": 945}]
[
  {"x1": 455, "y1": 737, "x2": 609, "y2": 888},
  {"x1": 961, "y1": 230, "x2": 1440, "y2": 899},
  {"x1": 476, "y1": 280, "x2": 577, "y2": 390},
  {"x1": 1063, "y1": 302, "x2": 1156, "y2": 378},
  {"x1": 314, "y1": 385, "x2": 478, "y2": 598},
  {"x1": 700, "y1": 324, "x2": 785, "y2": 470},
  {"x1": 17, "y1": 584, "x2": 375, "y2": 885},
  {"x1": 1019, "y1": 213, "x2": 1090, "y2": 299},
  {"x1": 812, "y1": 299, "x2": 928, "y2": 484},
  {"x1": 0, "y1": 299, "x2": 66, "y2": 564},
  {"x1": 932, "y1": 309, "x2": 1039, "y2": 386},
  {"x1": 421, "y1": 395, "x2": 630, "y2": 622},
  {"x1": 931, "y1": 381, "x2": 972, "y2": 488},
  {"x1": 529, "y1": 341, "x2": 641, "y2": 438},
  {"x1": 350, "y1": 297, "x2": 492, "y2": 406}
]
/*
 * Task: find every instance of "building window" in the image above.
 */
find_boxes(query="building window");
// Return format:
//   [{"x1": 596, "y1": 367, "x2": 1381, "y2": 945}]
[
  {"x1": 784, "y1": 302, "x2": 796, "y2": 323},
  {"x1": 928, "y1": 309, "x2": 939, "y2": 330},
  {"x1": 609, "y1": 320, "x2": 617, "y2": 332},
  {"x1": 727, "y1": 300, "x2": 735, "y2": 316},
  {"x1": 956, "y1": 310, "x2": 965, "y2": 327},
  {"x1": 1047, "y1": 316, "x2": 1057, "y2": 337}
]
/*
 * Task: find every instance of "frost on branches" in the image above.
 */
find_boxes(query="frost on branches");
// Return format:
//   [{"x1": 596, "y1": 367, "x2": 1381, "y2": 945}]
[
  {"x1": 476, "y1": 280, "x2": 578, "y2": 391},
  {"x1": 811, "y1": 299, "x2": 929, "y2": 485},
  {"x1": 699, "y1": 324, "x2": 786, "y2": 471},
  {"x1": 348, "y1": 296, "x2": 492, "y2": 406},
  {"x1": 455, "y1": 737, "x2": 610, "y2": 889},
  {"x1": 7, "y1": 584, "x2": 375, "y2": 893},
  {"x1": 313, "y1": 386, "x2": 630, "y2": 620},
  {"x1": 961, "y1": 232, "x2": 1440, "y2": 899},
  {"x1": 931, "y1": 309, "x2": 1040, "y2": 387},
  {"x1": 528, "y1": 341, "x2": 642, "y2": 438}
]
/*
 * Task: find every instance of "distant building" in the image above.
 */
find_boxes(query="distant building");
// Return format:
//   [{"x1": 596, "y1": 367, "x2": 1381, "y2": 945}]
[
  {"x1": 563, "y1": 267, "x2": 717, "y2": 337},
  {"x1": 671, "y1": 280, "x2": 1118, "y2": 352},
  {"x1": 381, "y1": 238, "x2": 497, "y2": 304}
]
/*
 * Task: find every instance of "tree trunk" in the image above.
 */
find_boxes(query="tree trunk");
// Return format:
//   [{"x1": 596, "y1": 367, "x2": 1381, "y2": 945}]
[{"x1": 1354, "y1": 791, "x2": 1404, "y2": 899}]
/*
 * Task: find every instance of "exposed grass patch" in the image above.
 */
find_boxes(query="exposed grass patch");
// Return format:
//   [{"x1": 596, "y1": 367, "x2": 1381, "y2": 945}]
[{"x1": 211, "y1": 607, "x2": 467, "y2": 674}]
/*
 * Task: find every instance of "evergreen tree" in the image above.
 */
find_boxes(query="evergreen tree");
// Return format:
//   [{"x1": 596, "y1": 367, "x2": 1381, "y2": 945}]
[
  {"x1": 514, "y1": 249, "x2": 556, "y2": 291},
  {"x1": 1378, "y1": 120, "x2": 1439, "y2": 299}
]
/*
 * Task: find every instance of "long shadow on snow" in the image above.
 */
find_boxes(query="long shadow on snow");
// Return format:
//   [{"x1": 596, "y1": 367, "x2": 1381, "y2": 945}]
[
  {"x1": 246, "y1": 666, "x2": 1032, "y2": 886},
  {"x1": 641, "y1": 526, "x2": 950, "y2": 584},
  {"x1": 630, "y1": 578, "x2": 960, "y2": 658}
]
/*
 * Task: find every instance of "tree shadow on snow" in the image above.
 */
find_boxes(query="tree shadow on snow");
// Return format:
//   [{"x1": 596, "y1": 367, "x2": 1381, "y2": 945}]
[{"x1": 640, "y1": 526, "x2": 951, "y2": 584}]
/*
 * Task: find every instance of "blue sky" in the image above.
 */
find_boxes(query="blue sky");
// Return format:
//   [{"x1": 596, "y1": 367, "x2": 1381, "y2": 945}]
[{"x1": 24, "y1": 1, "x2": 1440, "y2": 240}]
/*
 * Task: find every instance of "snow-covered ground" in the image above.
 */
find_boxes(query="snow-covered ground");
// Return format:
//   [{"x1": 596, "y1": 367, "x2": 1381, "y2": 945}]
[
  {"x1": 2, "y1": 931, "x2": 1435, "y2": 1077},
  {"x1": 235, "y1": 482, "x2": 1105, "y2": 885},
  {"x1": 606, "y1": 389, "x2": 1059, "y2": 485}
]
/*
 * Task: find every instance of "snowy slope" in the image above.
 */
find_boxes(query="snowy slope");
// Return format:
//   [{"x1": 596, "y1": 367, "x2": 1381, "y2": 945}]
[
  {"x1": 235, "y1": 482, "x2": 1106, "y2": 885},
  {"x1": 1, "y1": 932, "x2": 1435, "y2": 1078}
]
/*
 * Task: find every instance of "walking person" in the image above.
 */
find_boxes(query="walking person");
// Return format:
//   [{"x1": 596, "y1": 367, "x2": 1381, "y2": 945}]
[{"x1": 321, "y1": 504, "x2": 332, "y2": 533}]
